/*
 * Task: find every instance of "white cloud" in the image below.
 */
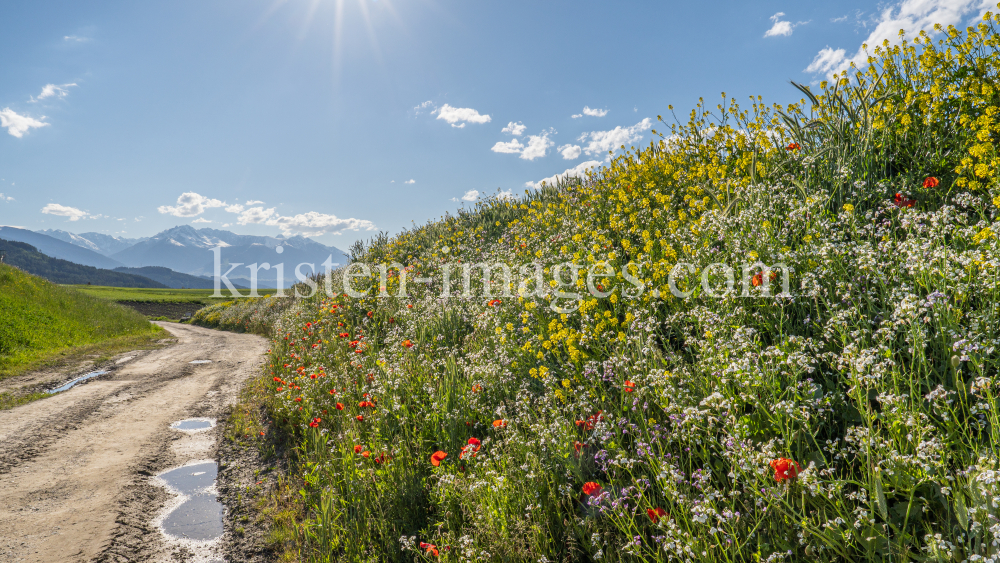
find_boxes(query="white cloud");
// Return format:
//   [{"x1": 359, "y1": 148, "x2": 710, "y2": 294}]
[
  {"x1": 192, "y1": 217, "x2": 212, "y2": 223},
  {"x1": 0, "y1": 193, "x2": 13, "y2": 202},
  {"x1": 42, "y1": 203, "x2": 90, "y2": 221},
  {"x1": 63, "y1": 35, "x2": 89, "y2": 42},
  {"x1": 461, "y1": 190, "x2": 479, "y2": 202},
  {"x1": 0, "y1": 108, "x2": 48, "y2": 138},
  {"x1": 578, "y1": 118, "x2": 652, "y2": 157},
  {"x1": 222, "y1": 223, "x2": 231, "y2": 227},
  {"x1": 582, "y1": 106, "x2": 609, "y2": 117},
  {"x1": 496, "y1": 189, "x2": 515, "y2": 200},
  {"x1": 433, "y1": 104, "x2": 491, "y2": 128},
  {"x1": 491, "y1": 138, "x2": 524, "y2": 154},
  {"x1": 413, "y1": 100, "x2": 433, "y2": 114},
  {"x1": 225, "y1": 203, "x2": 245, "y2": 213},
  {"x1": 245, "y1": 199, "x2": 264, "y2": 205},
  {"x1": 524, "y1": 161, "x2": 602, "y2": 189},
  {"x1": 558, "y1": 144, "x2": 582, "y2": 160},
  {"x1": 501, "y1": 121, "x2": 526, "y2": 136},
  {"x1": 832, "y1": 15, "x2": 849, "y2": 22},
  {"x1": 30, "y1": 83, "x2": 76, "y2": 102},
  {"x1": 806, "y1": 0, "x2": 993, "y2": 77},
  {"x1": 236, "y1": 206, "x2": 276, "y2": 225},
  {"x1": 157, "y1": 192, "x2": 226, "y2": 217},
  {"x1": 805, "y1": 46, "x2": 849, "y2": 74},
  {"x1": 405, "y1": 179, "x2": 416, "y2": 184},
  {"x1": 264, "y1": 211, "x2": 376, "y2": 237},
  {"x1": 764, "y1": 12, "x2": 794, "y2": 37},
  {"x1": 520, "y1": 131, "x2": 555, "y2": 161}
]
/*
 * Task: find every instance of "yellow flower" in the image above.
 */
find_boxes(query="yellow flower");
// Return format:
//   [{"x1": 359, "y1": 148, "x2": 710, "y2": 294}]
[{"x1": 842, "y1": 203, "x2": 854, "y2": 213}]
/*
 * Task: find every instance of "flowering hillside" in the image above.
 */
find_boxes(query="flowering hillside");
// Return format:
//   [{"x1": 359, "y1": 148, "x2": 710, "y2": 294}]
[{"x1": 220, "y1": 13, "x2": 1000, "y2": 563}]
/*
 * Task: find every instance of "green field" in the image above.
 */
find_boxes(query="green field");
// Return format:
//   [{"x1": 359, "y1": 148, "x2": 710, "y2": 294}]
[
  {"x1": 1, "y1": 265, "x2": 165, "y2": 379},
  {"x1": 67, "y1": 285, "x2": 278, "y2": 303}
]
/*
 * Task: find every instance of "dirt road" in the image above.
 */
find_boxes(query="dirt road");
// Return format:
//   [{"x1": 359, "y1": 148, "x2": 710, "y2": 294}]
[{"x1": 0, "y1": 322, "x2": 268, "y2": 563}]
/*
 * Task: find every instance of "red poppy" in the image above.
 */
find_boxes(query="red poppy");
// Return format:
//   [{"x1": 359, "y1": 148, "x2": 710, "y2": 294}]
[
  {"x1": 430, "y1": 451, "x2": 448, "y2": 466},
  {"x1": 402, "y1": 339, "x2": 414, "y2": 348},
  {"x1": 356, "y1": 415, "x2": 364, "y2": 421},
  {"x1": 576, "y1": 411, "x2": 603, "y2": 431},
  {"x1": 419, "y1": 542, "x2": 439, "y2": 557},
  {"x1": 460, "y1": 437, "x2": 482, "y2": 459},
  {"x1": 276, "y1": 387, "x2": 283, "y2": 392},
  {"x1": 354, "y1": 444, "x2": 363, "y2": 453},
  {"x1": 294, "y1": 397, "x2": 303, "y2": 402},
  {"x1": 769, "y1": 457, "x2": 801, "y2": 482},
  {"x1": 338, "y1": 332, "x2": 349, "y2": 338},
  {"x1": 647, "y1": 507, "x2": 667, "y2": 523},
  {"x1": 786, "y1": 142, "x2": 801, "y2": 151},
  {"x1": 349, "y1": 340, "x2": 359, "y2": 348},
  {"x1": 487, "y1": 299, "x2": 501, "y2": 307},
  {"x1": 329, "y1": 389, "x2": 336, "y2": 395},
  {"x1": 407, "y1": 304, "x2": 414, "y2": 309},
  {"x1": 273, "y1": 376, "x2": 282, "y2": 382},
  {"x1": 336, "y1": 402, "x2": 344, "y2": 410},
  {"x1": 359, "y1": 401, "x2": 375, "y2": 408},
  {"x1": 923, "y1": 176, "x2": 940, "y2": 188},
  {"x1": 308, "y1": 418, "x2": 320, "y2": 428},
  {"x1": 367, "y1": 311, "x2": 374, "y2": 318},
  {"x1": 893, "y1": 193, "x2": 916, "y2": 208},
  {"x1": 471, "y1": 385, "x2": 482, "y2": 393},
  {"x1": 582, "y1": 482, "x2": 602, "y2": 496},
  {"x1": 624, "y1": 380, "x2": 636, "y2": 393},
  {"x1": 492, "y1": 419, "x2": 507, "y2": 428},
  {"x1": 467, "y1": 437, "x2": 481, "y2": 447},
  {"x1": 573, "y1": 441, "x2": 584, "y2": 455},
  {"x1": 362, "y1": 451, "x2": 371, "y2": 458}
]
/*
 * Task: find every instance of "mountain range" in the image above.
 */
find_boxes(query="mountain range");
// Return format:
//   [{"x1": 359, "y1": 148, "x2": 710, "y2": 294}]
[{"x1": 0, "y1": 225, "x2": 349, "y2": 288}]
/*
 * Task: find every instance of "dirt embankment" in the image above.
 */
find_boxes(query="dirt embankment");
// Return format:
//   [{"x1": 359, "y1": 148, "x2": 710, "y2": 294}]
[{"x1": 0, "y1": 322, "x2": 271, "y2": 563}]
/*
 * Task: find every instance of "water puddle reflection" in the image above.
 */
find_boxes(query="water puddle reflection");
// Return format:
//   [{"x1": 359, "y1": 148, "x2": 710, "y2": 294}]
[
  {"x1": 189, "y1": 360, "x2": 212, "y2": 364},
  {"x1": 155, "y1": 461, "x2": 224, "y2": 542},
  {"x1": 171, "y1": 418, "x2": 215, "y2": 432},
  {"x1": 47, "y1": 371, "x2": 108, "y2": 394}
]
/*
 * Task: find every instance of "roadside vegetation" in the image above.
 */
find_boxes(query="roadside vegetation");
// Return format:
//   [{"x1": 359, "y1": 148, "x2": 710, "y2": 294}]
[
  {"x1": 0, "y1": 263, "x2": 164, "y2": 380},
  {"x1": 211, "y1": 14, "x2": 1000, "y2": 563}
]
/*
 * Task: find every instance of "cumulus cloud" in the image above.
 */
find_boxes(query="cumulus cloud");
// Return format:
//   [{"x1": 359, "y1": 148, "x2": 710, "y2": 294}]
[
  {"x1": 501, "y1": 121, "x2": 526, "y2": 136},
  {"x1": 491, "y1": 138, "x2": 524, "y2": 154},
  {"x1": 0, "y1": 193, "x2": 13, "y2": 202},
  {"x1": 192, "y1": 217, "x2": 212, "y2": 223},
  {"x1": 496, "y1": 189, "x2": 515, "y2": 200},
  {"x1": 157, "y1": 192, "x2": 227, "y2": 217},
  {"x1": 236, "y1": 206, "x2": 276, "y2": 225},
  {"x1": 0, "y1": 108, "x2": 48, "y2": 138},
  {"x1": 558, "y1": 144, "x2": 582, "y2": 160},
  {"x1": 520, "y1": 131, "x2": 555, "y2": 161},
  {"x1": 245, "y1": 199, "x2": 264, "y2": 205},
  {"x1": 42, "y1": 203, "x2": 91, "y2": 221},
  {"x1": 764, "y1": 13, "x2": 794, "y2": 36},
  {"x1": 236, "y1": 206, "x2": 375, "y2": 236},
  {"x1": 461, "y1": 190, "x2": 480, "y2": 202},
  {"x1": 405, "y1": 179, "x2": 416, "y2": 184},
  {"x1": 413, "y1": 100, "x2": 433, "y2": 114},
  {"x1": 578, "y1": 118, "x2": 652, "y2": 157},
  {"x1": 30, "y1": 83, "x2": 76, "y2": 102},
  {"x1": 433, "y1": 104, "x2": 491, "y2": 128},
  {"x1": 225, "y1": 203, "x2": 245, "y2": 213},
  {"x1": 265, "y1": 211, "x2": 376, "y2": 236},
  {"x1": 583, "y1": 106, "x2": 608, "y2": 117},
  {"x1": 806, "y1": 0, "x2": 993, "y2": 77},
  {"x1": 524, "y1": 161, "x2": 602, "y2": 190}
]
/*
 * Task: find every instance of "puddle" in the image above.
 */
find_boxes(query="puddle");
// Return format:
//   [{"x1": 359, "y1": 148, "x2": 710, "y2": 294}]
[
  {"x1": 154, "y1": 461, "x2": 224, "y2": 542},
  {"x1": 47, "y1": 371, "x2": 109, "y2": 394},
  {"x1": 171, "y1": 418, "x2": 216, "y2": 432},
  {"x1": 189, "y1": 360, "x2": 212, "y2": 364}
]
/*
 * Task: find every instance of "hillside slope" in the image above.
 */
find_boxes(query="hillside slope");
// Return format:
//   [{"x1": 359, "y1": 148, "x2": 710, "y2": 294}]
[
  {"x1": 223, "y1": 15, "x2": 1000, "y2": 563},
  {"x1": 0, "y1": 239, "x2": 167, "y2": 288},
  {"x1": 0, "y1": 263, "x2": 160, "y2": 375}
]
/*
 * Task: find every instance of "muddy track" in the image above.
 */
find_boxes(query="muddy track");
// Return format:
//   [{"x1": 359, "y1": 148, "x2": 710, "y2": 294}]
[{"x1": 0, "y1": 322, "x2": 268, "y2": 563}]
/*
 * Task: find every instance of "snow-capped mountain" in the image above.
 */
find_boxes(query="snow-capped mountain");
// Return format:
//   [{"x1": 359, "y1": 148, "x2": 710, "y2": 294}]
[
  {"x1": 38, "y1": 229, "x2": 145, "y2": 256},
  {"x1": 109, "y1": 226, "x2": 349, "y2": 285}
]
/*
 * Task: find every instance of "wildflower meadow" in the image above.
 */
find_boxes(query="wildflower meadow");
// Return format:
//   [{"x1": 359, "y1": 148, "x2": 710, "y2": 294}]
[{"x1": 197, "y1": 12, "x2": 1000, "y2": 562}]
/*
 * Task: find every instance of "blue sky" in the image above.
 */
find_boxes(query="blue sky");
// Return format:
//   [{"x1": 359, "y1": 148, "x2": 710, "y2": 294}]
[{"x1": 0, "y1": 0, "x2": 994, "y2": 250}]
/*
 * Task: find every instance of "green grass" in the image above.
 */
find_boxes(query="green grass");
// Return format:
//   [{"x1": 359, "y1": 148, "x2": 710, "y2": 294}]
[
  {"x1": 0, "y1": 265, "x2": 165, "y2": 379},
  {"x1": 67, "y1": 285, "x2": 277, "y2": 303}
]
